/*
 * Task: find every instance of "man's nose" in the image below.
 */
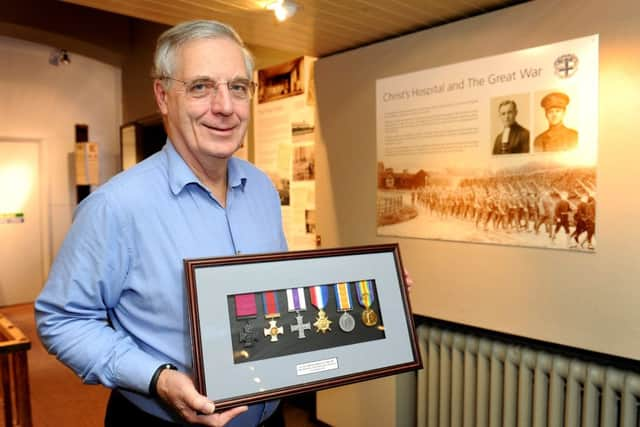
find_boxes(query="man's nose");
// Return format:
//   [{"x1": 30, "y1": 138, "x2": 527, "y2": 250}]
[{"x1": 210, "y1": 84, "x2": 234, "y2": 113}]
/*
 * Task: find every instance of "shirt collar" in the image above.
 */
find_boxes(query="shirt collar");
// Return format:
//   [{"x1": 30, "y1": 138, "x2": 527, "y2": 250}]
[{"x1": 165, "y1": 140, "x2": 247, "y2": 196}]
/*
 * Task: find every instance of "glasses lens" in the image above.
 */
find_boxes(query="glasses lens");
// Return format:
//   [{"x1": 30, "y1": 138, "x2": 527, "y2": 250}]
[
  {"x1": 180, "y1": 78, "x2": 255, "y2": 101},
  {"x1": 227, "y1": 79, "x2": 254, "y2": 100},
  {"x1": 186, "y1": 79, "x2": 216, "y2": 99}
]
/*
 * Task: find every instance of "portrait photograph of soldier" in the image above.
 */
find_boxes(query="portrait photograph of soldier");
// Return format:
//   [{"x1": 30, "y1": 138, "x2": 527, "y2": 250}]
[
  {"x1": 491, "y1": 94, "x2": 531, "y2": 155},
  {"x1": 534, "y1": 91, "x2": 579, "y2": 152}
]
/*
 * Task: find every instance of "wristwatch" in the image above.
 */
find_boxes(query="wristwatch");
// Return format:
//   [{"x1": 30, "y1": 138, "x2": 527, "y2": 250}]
[{"x1": 149, "y1": 363, "x2": 178, "y2": 397}]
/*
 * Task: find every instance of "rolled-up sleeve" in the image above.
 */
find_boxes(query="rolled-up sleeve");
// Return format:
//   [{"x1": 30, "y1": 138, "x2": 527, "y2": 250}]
[{"x1": 35, "y1": 192, "x2": 160, "y2": 394}]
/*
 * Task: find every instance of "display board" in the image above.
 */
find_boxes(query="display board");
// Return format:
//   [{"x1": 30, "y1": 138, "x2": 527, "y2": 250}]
[{"x1": 376, "y1": 36, "x2": 598, "y2": 253}]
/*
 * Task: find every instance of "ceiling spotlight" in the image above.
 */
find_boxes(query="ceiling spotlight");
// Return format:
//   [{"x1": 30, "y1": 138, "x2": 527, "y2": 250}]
[
  {"x1": 266, "y1": 0, "x2": 298, "y2": 22},
  {"x1": 49, "y1": 49, "x2": 71, "y2": 66}
]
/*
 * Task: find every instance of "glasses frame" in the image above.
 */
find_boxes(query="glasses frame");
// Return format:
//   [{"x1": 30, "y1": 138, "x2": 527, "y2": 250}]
[{"x1": 162, "y1": 76, "x2": 257, "y2": 101}]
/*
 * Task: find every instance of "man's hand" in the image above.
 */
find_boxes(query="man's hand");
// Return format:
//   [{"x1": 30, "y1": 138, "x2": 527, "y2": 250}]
[
  {"x1": 156, "y1": 368, "x2": 247, "y2": 426},
  {"x1": 403, "y1": 267, "x2": 414, "y2": 293}
]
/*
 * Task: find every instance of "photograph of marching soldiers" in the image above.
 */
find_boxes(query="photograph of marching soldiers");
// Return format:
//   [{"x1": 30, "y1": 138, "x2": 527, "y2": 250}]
[{"x1": 377, "y1": 161, "x2": 596, "y2": 251}]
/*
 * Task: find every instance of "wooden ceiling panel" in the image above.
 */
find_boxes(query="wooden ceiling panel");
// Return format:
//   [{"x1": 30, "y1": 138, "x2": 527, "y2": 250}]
[{"x1": 61, "y1": 0, "x2": 527, "y2": 57}]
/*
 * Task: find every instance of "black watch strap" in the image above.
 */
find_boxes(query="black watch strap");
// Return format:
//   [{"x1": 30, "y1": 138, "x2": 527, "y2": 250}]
[{"x1": 149, "y1": 363, "x2": 178, "y2": 397}]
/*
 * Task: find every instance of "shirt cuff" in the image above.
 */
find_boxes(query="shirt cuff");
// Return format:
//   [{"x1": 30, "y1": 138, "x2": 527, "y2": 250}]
[{"x1": 114, "y1": 349, "x2": 165, "y2": 394}]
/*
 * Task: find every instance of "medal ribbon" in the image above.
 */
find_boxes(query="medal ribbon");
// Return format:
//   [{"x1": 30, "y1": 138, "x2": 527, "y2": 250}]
[
  {"x1": 356, "y1": 280, "x2": 375, "y2": 308},
  {"x1": 235, "y1": 293, "x2": 257, "y2": 319},
  {"x1": 309, "y1": 285, "x2": 328, "y2": 310},
  {"x1": 286, "y1": 288, "x2": 307, "y2": 312},
  {"x1": 334, "y1": 282, "x2": 353, "y2": 312},
  {"x1": 262, "y1": 291, "x2": 280, "y2": 318}
]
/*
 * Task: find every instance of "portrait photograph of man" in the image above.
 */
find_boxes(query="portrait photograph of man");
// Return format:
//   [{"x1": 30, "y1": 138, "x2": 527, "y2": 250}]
[
  {"x1": 534, "y1": 91, "x2": 579, "y2": 152},
  {"x1": 491, "y1": 96, "x2": 531, "y2": 155}
]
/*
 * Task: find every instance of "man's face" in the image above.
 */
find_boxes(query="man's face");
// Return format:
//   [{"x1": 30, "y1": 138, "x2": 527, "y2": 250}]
[
  {"x1": 498, "y1": 103, "x2": 517, "y2": 127},
  {"x1": 545, "y1": 107, "x2": 565, "y2": 127},
  {"x1": 155, "y1": 37, "x2": 250, "y2": 164}
]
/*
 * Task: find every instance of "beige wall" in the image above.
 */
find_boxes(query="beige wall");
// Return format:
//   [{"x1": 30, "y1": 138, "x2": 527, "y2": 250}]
[{"x1": 314, "y1": 0, "x2": 640, "y2": 424}]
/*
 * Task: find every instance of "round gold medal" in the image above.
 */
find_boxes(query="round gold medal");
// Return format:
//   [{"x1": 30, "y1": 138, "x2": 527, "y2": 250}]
[{"x1": 362, "y1": 308, "x2": 378, "y2": 327}]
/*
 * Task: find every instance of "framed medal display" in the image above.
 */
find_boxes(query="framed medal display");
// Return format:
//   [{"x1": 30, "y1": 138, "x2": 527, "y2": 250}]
[{"x1": 184, "y1": 243, "x2": 421, "y2": 410}]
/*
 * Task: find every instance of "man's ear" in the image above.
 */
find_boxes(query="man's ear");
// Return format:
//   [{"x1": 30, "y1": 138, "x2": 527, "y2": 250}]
[{"x1": 153, "y1": 79, "x2": 170, "y2": 115}]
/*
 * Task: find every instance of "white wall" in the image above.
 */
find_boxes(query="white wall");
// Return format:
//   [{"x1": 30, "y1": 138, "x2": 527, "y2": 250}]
[{"x1": 0, "y1": 35, "x2": 122, "y2": 276}]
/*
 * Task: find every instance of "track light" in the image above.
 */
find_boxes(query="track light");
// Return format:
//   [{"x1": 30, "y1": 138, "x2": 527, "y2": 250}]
[
  {"x1": 49, "y1": 49, "x2": 71, "y2": 66},
  {"x1": 266, "y1": 0, "x2": 298, "y2": 22}
]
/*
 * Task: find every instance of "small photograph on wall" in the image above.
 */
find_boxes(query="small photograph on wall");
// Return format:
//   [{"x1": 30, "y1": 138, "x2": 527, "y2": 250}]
[
  {"x1": 490, "y1": 94, "x2": 531, "y2": 156},
  {"x1": 267, "y1": 171, "x2": 290, "y2": 206},
  {"x1": 278, "y1": 177, "x2": 291, "y2": 206},
  {"x1": 292, "y1": 121, "x2": 315, "y2": 137},
  {"x1": 257, "y1": 57, "x2": 304, "y2": 104},
  {"x1": 293, "y1": 145, "x2": 315, "y2": 181},
  {"x1": 376, "y1": 35, "x2": 598, "y2": 252},
  {"x1": 533, "y1": 90, "x2": 579, "y2": 152},
  {"x1": 305, "y1": 209, "x2": 316, "y2": 234}
]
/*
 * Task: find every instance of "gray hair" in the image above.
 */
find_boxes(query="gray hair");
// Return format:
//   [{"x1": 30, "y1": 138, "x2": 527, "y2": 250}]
[{"x1": 152, "y1": 20, "x2": 254, "y2": 85}]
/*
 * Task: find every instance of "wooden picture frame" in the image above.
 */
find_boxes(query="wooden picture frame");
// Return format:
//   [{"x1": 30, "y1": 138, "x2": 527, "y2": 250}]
[{"x1": 184, "y1": 243, "x2": 421, "y2": 410}]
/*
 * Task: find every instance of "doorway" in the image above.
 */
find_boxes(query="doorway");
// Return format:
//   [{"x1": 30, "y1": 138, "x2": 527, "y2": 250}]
[{"x1": 0, "y1": 139, "x2": 45, "y2": 305}]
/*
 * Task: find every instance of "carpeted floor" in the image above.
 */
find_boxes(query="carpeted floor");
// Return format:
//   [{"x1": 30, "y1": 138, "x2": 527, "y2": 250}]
[{"x1": 1, "y1": 303, "x2": 324, "y2": 427}]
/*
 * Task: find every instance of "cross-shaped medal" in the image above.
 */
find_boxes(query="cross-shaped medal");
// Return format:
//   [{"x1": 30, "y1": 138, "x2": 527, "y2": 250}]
[
  {"x1": 264, "y1": 319, "x2": 284, "y2": 342},
  {"x1": 239, "y1": 322, "x2": 258, "y2": 347},
  {"x1": 291, "y1": 314, "x2": 311, "y2": 339}
]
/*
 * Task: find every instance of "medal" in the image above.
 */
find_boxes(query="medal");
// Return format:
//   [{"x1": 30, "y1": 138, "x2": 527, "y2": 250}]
[
  {"x1": 262, "y1": 291, "x2": 284, "y2": 342},
  {"x1": 356, "y1": 280, "x2": 378, "y2": 327},
  {"x1": 334, "y1": 282, "x2": 355, "y2": 332},
  {"x1": 287, "y1": 288, "x2": 311, "y2": 339},
  {"x1": 310, "y1": 285, "x2": 332, "y2": 333},
  {"x1": 234, "y1": 294, "x2": 258, "y2": 347}
]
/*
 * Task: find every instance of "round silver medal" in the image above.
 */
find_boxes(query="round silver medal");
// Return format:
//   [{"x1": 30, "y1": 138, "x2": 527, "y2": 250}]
[{"x1": 338, "y1": 312, "x2": 356, "y2": 332}]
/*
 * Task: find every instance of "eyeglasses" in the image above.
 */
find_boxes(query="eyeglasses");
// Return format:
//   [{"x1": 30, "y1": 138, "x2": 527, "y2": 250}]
[{"x1": 162, "y1": 76, "x2": 256, "y2": 101}]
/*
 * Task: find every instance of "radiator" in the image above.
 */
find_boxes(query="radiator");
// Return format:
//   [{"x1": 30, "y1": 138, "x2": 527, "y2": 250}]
[{"x1": 416, "y1": 325, "x2": 640, "y2": 427}]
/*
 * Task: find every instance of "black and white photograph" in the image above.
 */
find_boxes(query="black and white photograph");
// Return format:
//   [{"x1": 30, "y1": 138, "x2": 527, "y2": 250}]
[
  {"x1": 490, "y1": 94, "x2": 531, "y2": 155},
  {"x1": 305, "y1": 209, "x2": 316, "y2": 234},
  {"x1": 277, "y1": 177, "x2": 290, "y2": 206},
  {"x1": 377, "y1": 161, "x2": 596, "y2": 251},
  {"x1": 293, "y1": 145, "x2": 314, "y2": 181},
  {"x1": 257, "y1": 56, "x2": 304, "y2": 104},
  {"x1": 291, "y1": 120, "x2": 314, "y2": 137}
]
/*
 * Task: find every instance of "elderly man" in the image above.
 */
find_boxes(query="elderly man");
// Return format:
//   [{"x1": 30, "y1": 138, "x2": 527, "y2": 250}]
[
  {"x1": 36, "y1": 20, "x2": 286, "y2": 426},
  {"x1": 492, "y1": 99, "x2": 530, "y2": 155},
  {"x1": 534, "y1": 92, "x2": 579, "y2": 152}
]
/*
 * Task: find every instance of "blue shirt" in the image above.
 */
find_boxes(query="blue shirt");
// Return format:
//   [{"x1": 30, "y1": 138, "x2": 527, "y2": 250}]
[{"x1": 35, "y1": 142, "x2": 287, "y2": 425}]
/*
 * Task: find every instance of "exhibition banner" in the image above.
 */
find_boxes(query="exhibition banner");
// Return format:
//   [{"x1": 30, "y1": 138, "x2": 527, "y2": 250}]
[
  {"x1": 376, "y1": 35, "x2": 598, "y2": 251},
  {"x1": 254, "y1": 56, "x2": 318, "y2": 250}
]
